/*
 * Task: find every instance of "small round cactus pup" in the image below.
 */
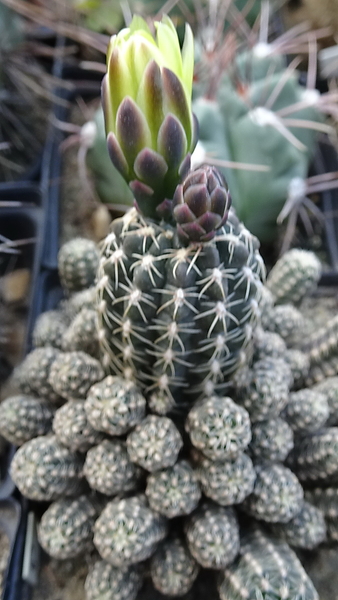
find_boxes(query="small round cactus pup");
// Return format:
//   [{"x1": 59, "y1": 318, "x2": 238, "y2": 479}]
[
  {"x1": 311, "y1": 376, "x2": 338, "y2": 426},
  {"x1": 85, "y1": 560, "x2": 144, "y2": 600},
  {"x1": 253, "y1": 328, "x2": 287, "y2": 361},
  {"x1": 195, "y1": 452, "x2": 256, "y2": 506},
  {"x1": 241, "y1": 463, "x2": 304, "y2": 524},
  {"x1": 185, "y1": 396, "x2": 251, "y2": 461},
  {"x1": 93, "y1": 496, "x2": 167, "y2": 567},
  {"x1": 284, "y1": 349, "x2": 310, "y2": 390},
  {"x1": 53, "y1": 400, "x2": 104, "y2": 453},
  {"x1": 235, "y1": 357, "x2": 290, "y2": 422},
  {"x1": 38, "y1": 495, "x2": 97, "y2": 559},
  {"x1": 48, "y1": 351, "x2": 104, "y2": 400},
  {"x1": 14, "y1": 346, "x2": 63, "y2": 403},
  {"x1": 249, "y1": 417, "x2": 294, "y2": 462},
  {"x1": 265, "y1": 248, "x2": 322, "y2": 305},
  {"x1": 32, "y1": 310, "x2": 68, "y2": 349},
  {"x1": 61, "y1": 287, "x2": 96, "y2": 320},
  {"x1": 145, "y1": 460, "x2": 201, "y2": 518},
  {"x1": 0, "y1": 394, "x2": 55, "y2": 446},
  {"x1": 10, "y1": 435, "x2": 84, "y2": 501},
  {"x1": 261, "y1": 304, "x2": 304, "y2": 342},
  {"x1": 85, "y1": 376, "x2": 146, "y2": 436},
  {"x1": 150, "y1": 537, "x2": 199, "y2": 596},
  {"x1": 185, "y1": 502, "x2": 240, "y2": 569},
  {"x1": 270, "y1": 501, "x2": 327, "y2": 550},
  {"x1": 289, "y1": 427, "x2": 338, "y2": 483},
  {"x1": 58, "y1": 237, "x2": 100, "y2": 294},
  {"x1": 84, "y1": 439, "x2": 143, "y2": 495},
  {"x1": 282, "y1": 389, "x2": 329, "y2": 434},
  {"x1": 62, "y1": 308, "x2": 99, "y2": 357},
  {"x1": 126, "y1": 415, "x2": 183, "y2": 472}
]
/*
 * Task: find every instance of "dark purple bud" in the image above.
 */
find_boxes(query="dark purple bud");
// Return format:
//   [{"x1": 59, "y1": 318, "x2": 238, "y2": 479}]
[
  {"x1": 173, "y1": 203, "x2": 196, "y2": 224},
  {"x1": 116, "y1": 97, "x2": 151, "y2": 166},
  {"x1": 157, "y1": 114, "x2": 188, "y2": 170},
  {"x1": 134, "y1": 147, "x2": 168, "y2": 185},
  {"x1": 107, "y1": 132, "x2": 129, "y2": 178}
]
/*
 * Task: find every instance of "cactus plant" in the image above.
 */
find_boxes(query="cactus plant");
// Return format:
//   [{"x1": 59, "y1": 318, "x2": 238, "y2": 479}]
[
  {"x1": 249, "y1": 417, "x2": 294, "y2": 462},
  {"x1": 52, "y1": 400, "x2": 104, "y2": 453},
  {"x1": 219, "y1": 527, "x2": 319, "y2": 600},
  {"x1": 84, "y1": 375, "x2": 146, "y2": 436},
  {"x1": 185, "y1": 501, "x2": 240, "y2": 569},
  {"x1": 38, "y1": 495, "x2": 97, "y2": 559},
  {"x1": 150, "y1": 536, "x2": 199, "y2": 596},
  {"x1": 10, "y1": 435, "x2": 84, "y2": 501},
  {"x1": 288, "y1": 427, "x2": 338, "y2": 483},
  {"x1": 305, "y1": 487, "x2": 338, "y2": 543},
  {"x1": 14, "y1": 346, "x2": 63, "y2": 403},
  {"x1": 32, "y1": 310, "x2": 69, "y2": 349},
  {"x1": 93, "y1": 495, "x2": 167, "y2": 566},
  {"x1": 284, "y1": 349, "x2": 310, "y2": 390},
  {"x1": 253, "y1": 328, "x2": 287, "y2": 361},
  {"x1": 0, "y1": 394, "x2": 55, "y2": 446},
  {"x1": 58, "y1": 237, "x2": 100, "y2": 294},
  {"x1": 270, "y1": 501, "x2": 327, "y2": 550},
  {"x1": 84, "y1": 439, "x2": 143, "y2": 495},
  {"x1": 265, "y1": 249, "x2": 322, "y2": 306},
  {"x1": 310, "y1": 377, "x2": 338, "y2": 426},
  {"x1": 241, "y1": 462, "x2": 304, "y2": 523},
  {"x1": 185, "y1": 395, "x2": 251, "y2": 460},
  {"x1": 261, "y1": 303, "x2": 304, "y2": 342},
  {"x1": 48, "y1": 351, "x2": 104, "y2": 400},
  {"x1": 145, "y1": 460, "x2": 201, "y2": 517},
  {"x1": 84, "y1": 560, "x2": 144, "y2": 600},
  {"x1": 195, "y1": 452, "x2": 256, "y2": 506},
  {"x1": 126, "y1": 415, "x2": 183, "y2": 472},
  {"x1": 62, "y1": 308, "x2": 99, "y2": 357},
  {"x1": 282, "y1": 389, "x2": 329, "y2": 434}
]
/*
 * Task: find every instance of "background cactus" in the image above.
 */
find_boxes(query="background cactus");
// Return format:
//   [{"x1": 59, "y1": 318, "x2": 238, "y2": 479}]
[
  {"x1": 48, "y1": 351, "x2": 104, "y2": 400},
  {"x1": 38, "y1": 495, "x2": 97, "y2": 559},
  {"x1": 195, "y1": 452, "x2": 256, "y2": 506},
  {"x1": 84, "y1": 439, "x2": 143, "y2": 495},
  {"x1": 219, "y1": 527, "x2": 319, "y2": 600},
  {"x1": 126, "y1": 415, "x2": 183, "y2": 472},
  {"x1": 150, "y1": 536, "x2": 199, "y2": 596},
  {"x1": 0, "y1": 394, "x2": 54, "y2": 446},
  {"x1": 53, "y1": 400, "x2": 104, "y2": 453},
  {"x1": 145, "y1": 460, "x2": 201, "y2": 518},
  {"x1": 84, "y1": 560, "x2": 144, "y2": 600},
  {"x1": 265, "y1": 249, "x2": 322, "y2": 305},
  {"x1": 58, "y1": 237, "x2": 100, "y2": 294}
]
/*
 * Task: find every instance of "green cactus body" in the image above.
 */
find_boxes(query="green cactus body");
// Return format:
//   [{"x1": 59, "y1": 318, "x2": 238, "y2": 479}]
[
  {"x1": 150, "y1": 536, "x2": 199, "y2": 596},
  {"x1": 305, "y1": 487, "x2": 338, "y2": 543},
  {"x1": 235, "y1": 357, "x2": 290, "y2": 422},
  {"x1": 32, "y1": 310, "x2": 68, "y2": 349},
  {"x1": 53, "y1": 400, "x2": 104, "y2": 452},
  {"x1": 84, "y1": 376, "x2": 146, "y2": 436},
  {"x1": 185, "y1": 395, "x2": 251, "y2": 460},
  {"x1": 10, "y1": 434, "x2": 84, "y2": 501},
  {"x1": 241, "y1": 463, "x2": 304, "y2": 523},
  {"x1": 302, "y1": 315, "x2": 338, "y2": 385},
  {"x1": 310, "y1": 377, "x2": 338, "y2": 426},
  {"x1": 289, "y1": 427, "x2": 338, "y2": 483},
  {"x1": 84, "y1": 439, "x2": 143, "y2": 495},
  {"x1": 284, "y1": 349, "x2": 310, "y2": 390},
  {"x1": 249, "y1": 417, "x2": 294, "y2": 462},
  {"x1": 84, "y1": 560, "x2": 144, "y2": 600},
  {"x1": 282, "y1": 389, "x2": 329, "y2": 434},
  {"x1": 185, "y1": 501, "x2": 240, "y2": 569},
  {"x1": 270, "y1": 501, "x2": 327, "y2": 550},
  {"x1": 265, "y1": 249, "x2": 322, "y2": 306},
  {"x1": 93, "y1": 496, "x2": 167, "y2": 567},
  {"x1": 61, "y1": 287, "x2": 96, "y2": 320},
  {"x1": 48, "y1": 351, "x2": 104, "y2": 400},
  {"x1": 253, "y1": 328, "x2": 287, "y2": 361},
  {"x1": 14, "y1": 347, "x2": 63, "y2": 404},
  {"x1": 261, "y1": 304, "x2": 304, "y2": 342},
  {"x1": 145, "y1": 460, "x2": 201, "y2": 517},
  {"x1": 219, "y1": 527, "x2": 319, "y2": 600},
  {"x1": 195, "y1": 452, "x2": 256, "y2": 506},
  {"x1": 62, "y1": 308, "x2": 99, "y2": 357},
  {"x1": 58, "y1": 237, "x2": 100, "y2": 294},
  {"x1": 96, "y1": 204, "x2": 264, "y2": 410},
  {"x1": 38, "y1": 495, "x2": 97, "y2": 559},
  {"x1": 126, "y1": 415, "x2": 183, "y2": 472},
  {"x1": 0, "y1": 394, "x2": 55, "y2": 446}
]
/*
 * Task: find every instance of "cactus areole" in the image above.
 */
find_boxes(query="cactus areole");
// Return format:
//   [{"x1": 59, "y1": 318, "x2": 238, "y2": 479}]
[{"x1": 98, "y1": 15, "x2": 265, "y2": 411}]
